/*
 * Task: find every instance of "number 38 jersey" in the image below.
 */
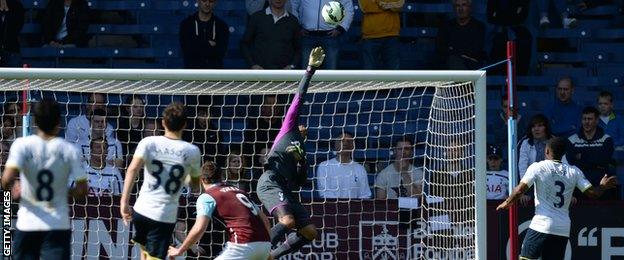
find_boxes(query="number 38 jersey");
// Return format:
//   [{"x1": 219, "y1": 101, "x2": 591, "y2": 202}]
[
  {"x1": 5, "y1": 136, "x2": 87, "y2": 231},
  {"x1": 133, "y1": 136, "x2": 201, "y2": 223},
  {"x1": 521, "y1": 160, "x2": 592, "y2": 237},
  {"x1": 199, "y1": 183, "x2": 270, "y2": 243}
]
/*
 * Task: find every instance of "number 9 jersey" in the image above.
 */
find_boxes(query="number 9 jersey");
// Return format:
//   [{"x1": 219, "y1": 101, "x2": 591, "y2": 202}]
[
  {"x1": 5, "y1": 136, "x2": 87, "y2": 231},
  {"x1": 133, "y1": 136, "x2": 201, "y2": 223},
  {"x1": 520, "y1": 160, "x2": 592, "y2": 237}
]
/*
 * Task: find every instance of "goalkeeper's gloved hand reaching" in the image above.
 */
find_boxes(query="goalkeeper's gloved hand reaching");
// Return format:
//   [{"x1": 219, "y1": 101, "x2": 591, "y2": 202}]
[{"x1": 308, "y1": 47, "x2": 326, "y2": 69}]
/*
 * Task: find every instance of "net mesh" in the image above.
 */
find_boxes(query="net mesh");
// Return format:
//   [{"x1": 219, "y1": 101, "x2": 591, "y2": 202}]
[{"x1": 0, "y1": 75, "x2": 479, "y2": 259}]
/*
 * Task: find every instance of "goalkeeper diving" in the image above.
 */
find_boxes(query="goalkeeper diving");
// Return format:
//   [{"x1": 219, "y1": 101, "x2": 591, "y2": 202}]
[{"x1": 255, "y1": 47, "x2": 325, "y2": 259}]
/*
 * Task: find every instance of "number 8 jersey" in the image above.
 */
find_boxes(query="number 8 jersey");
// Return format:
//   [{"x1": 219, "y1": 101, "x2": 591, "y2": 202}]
[
  {"x1": 521, "y1": 160, "x2": 592, "y2": 237},
  {"x1": 5, "y1": 136, "x2": 87, "y2": 231},
  {"x1": 133, "y1": 136, "x2": 201, "y2": 223}
]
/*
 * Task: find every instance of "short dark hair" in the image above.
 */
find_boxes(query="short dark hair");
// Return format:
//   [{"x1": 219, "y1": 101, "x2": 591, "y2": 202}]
[
  {"x1": 547, "y1": 137, "x2": 567, "y2": 161},
  {"x1": 582, "y1": 106, "x2": 600, "y2": 118},
  {"x1": 201, "y1": 161, "x2": 220, "y2": 183},
  {"x1": 90, "y1": 137, "x2": 107, "y2": 150},
  {"x1": 34, "y1": 99, "x2": 61, "y2": 134},
  {"x1": 394, "y1": 136, "x2": 414, "y2": 147},
  {"x1": 91, "y1": 108, "x2": 107, "y2": 118},
  {"x1": 162, "y1": 102, "x2": 187, "y2": 131},
  {"x1": 598, "y1": 91, "x2": 613, "y2": 103}
]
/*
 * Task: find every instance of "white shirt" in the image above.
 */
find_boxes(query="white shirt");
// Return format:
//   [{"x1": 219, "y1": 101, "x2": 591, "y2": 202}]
[
  {"x1": 374, "y1": 163, "x2": 423, "y2": 199},
  {"x1": 5, "y1": 135, "x2": 87, "y2": 231},
  {"x1": 55, "y1": 5, "x2": 70, "y2": 41},
  {"x1": 133, "y1": 136, "x2": 202, "y2": 223},
  {"x1": 82, "y1": 162, "x2": 123, "y2": 196},
  {"x1": 486, "y1": 170, "x2": 509, "y2": 200},
  {"x1": 265, "y1": 7, "x2": 289, "y2": 23},
  {"x1": 65, "y1": 115, "x2": 121, "y2": 161},
  {"x1": 521, "y1": 160, "x2": 592, "y2": 237},
  {"x1": 315, "y1": 158, "x2": 371, "y2": 199}
]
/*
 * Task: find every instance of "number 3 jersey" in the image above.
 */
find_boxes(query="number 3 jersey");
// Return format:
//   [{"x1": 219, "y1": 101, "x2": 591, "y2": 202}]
[
  {"x1": 133, "y1": 136, "x2": 201, "y2": 223},
  {"x1": 197, "y1": 183, "x2": 270, "y2": 243},
  {"x1": 521, "y1": 160, "x2": 592, "y2": 237},
  {"x1": 5, "y1": 136, "x2": 87, "y2": 231}
]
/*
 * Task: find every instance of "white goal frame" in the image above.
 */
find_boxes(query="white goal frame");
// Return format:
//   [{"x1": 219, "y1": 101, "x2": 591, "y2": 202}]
[{"x1": 0, "y1": 68, "x2": 487, "y2": 259}]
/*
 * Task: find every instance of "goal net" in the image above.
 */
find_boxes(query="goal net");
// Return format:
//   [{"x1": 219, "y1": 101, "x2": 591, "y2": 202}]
[{"x1": 0, "y1": 68, "x2": 486, "y2": 259}]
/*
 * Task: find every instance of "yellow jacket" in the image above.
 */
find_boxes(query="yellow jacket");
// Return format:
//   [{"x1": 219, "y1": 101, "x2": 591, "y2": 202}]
[{"x1": 358, "y1": 0, "x2": 403, "y2": 39}]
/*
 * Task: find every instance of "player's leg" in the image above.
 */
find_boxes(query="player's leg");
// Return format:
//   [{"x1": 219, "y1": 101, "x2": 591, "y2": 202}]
[
  {"x1": 270, "y1": 199, "x2": 317, "y2": 259},
  {"x1": 144, "y1": 219, "x2": 176, "y2": 259},
  {"x1": 40, "y1": 230, "x2": 72, "y2": 260},
  {"x1": 541, "y1": 234, "x2": 568, "y2": 260},
  {"x1": 256, "y1": 172, "x2": 296, "y2": 246},
  {"x1": 519, "y1": 228, "x2": 547, "y2": 260},
  {"x1": 12, "y1": 230, "x2": 42, "y2": 260},
  {"x1": 130, "y1": 212, "x2": 150, "y2": 260}
]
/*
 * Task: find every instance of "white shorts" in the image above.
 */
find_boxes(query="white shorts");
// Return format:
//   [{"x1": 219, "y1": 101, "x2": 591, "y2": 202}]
[{"x1": 215, "y1": 241, "x2": 271, "y2": 260}]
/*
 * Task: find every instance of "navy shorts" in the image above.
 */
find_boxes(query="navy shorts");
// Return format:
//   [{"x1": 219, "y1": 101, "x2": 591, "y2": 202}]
[
  {"x1": 520, "y1": 228, "x2": 568, "y2": 260},
  {"x1": 12, "y1": 229, "x2": 71, "y2": 260},
  {"x1": 256, "y1": 170, "x2": 311, "y2": 229},
  {"x1": 131, "y1": 212, "x2": 176, "y2": 259}
]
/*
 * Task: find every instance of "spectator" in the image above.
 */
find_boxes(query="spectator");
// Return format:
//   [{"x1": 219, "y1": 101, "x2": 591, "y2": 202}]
[
  {"x1": 518, "y1": 114, "x2": 555, "y2": 179},
  {"x1": 499, "y1": 94, "x2": 524, "y2": 132},
  {"x1": 316, "y1": 131, "x2": 371, "y2": 199},
  {"x1": 41, "y1": 0, "x2": 90, "y2": 47},
  {"x1": 183, "y1": 105, "x2": 221, "y2": 163},
  {"x1": 223, "y1": 149, "x2": 251, "y2": 192},
  {"x1": 0, "y1": 141, "x2": 9, "y2": 170},
  {"x1": 538, "y1": 0, "x2": 577, "y2": 29},
  {"x1": 291, "y1": 0, "x2": 354, "y2": 69},
  {"x1": 597, "y1": 91, "x2": 624, "y2": 150},
  {"x1": 82, "y1": 137, "x2": 123, "y2": 196},
  {"x1": 435, "y1": 0, "x2": 485, "y2": 70},
  {"x1": 485, "y1": 145, "x2": 508, "y2": 200},
  {"x1": 544, "y1": 76, "x2": 582, "y2": 137},
  {"x1": 179, "y1": 0, "x2": 229, "y2": 69},
  {"x1": 143, "y1": 118, "x2": 163, "y2": 137},
  {"x1": 66, "y1": 93, "x2": 112, "y2": 144},
  {"x1": 358, "y1": 0, "x2": 403, "y2": 69},
  {"x1": 0, "y1": 0, "x2": 24, "y2": 67},
  {"x1": 567, "y1": 107, "x2": 617, "y2": 200},
  {"x1": 246, "y1": 0, "x2": 292, "y2": 16},
  {"x1": 241, "y1": 0, "x2": 301, "y2": 69},
  {"x1": 117, "y1": 95, "x2": 145, "y2": 158},
  {"x1": 3, "y1": 99, "x2": 22, "y2": 138},
  {"x1": 1, "y1": 116, "x2": 15, "y2": 141},
  {"x1": 87, "y1": 108, "x2": 124, "y2": 167},
  {"x1": 243, "y1": 95, "x2": 283, "y2": 159},
  {"x1": 374, "y1": 137, "x2": 423, "y2": 199}
]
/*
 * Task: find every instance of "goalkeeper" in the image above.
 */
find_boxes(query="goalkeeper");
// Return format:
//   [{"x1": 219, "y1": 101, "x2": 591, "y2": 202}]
[{"x1": 256, "y1": 47, "x2": 325, "y2": 259}]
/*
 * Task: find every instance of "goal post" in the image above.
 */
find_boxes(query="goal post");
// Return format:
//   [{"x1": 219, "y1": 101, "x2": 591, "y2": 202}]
[{"x1": 0, "y1": 68, "x2": 487, "y2": 259}]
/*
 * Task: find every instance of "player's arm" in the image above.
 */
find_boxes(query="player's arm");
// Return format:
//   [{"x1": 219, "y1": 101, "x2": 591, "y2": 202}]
[
  {"x1": 188, "y1": 148, "x2": 202, "y2": 194},
  {"x1": 169, "y1": 215, "x2": 210, "y2": 257},
  {"x1": 496, "y1": 182, "x2": 529, "y2": 210},
  {"x1": 258, "y1": 208, "x2": 271, "y2": 235},
  {"x1": 120, "y1": 156, "x2": 144, "y2": 225},
  {"x1": 582, "y1": 174, "x2": 618, "y2": 199},
  {"x1": 68, "y1": 147, "x2": 89, "y2": 198},
  {"x1": 1, "y1": 167, "x2": 19, "y2": 191}
]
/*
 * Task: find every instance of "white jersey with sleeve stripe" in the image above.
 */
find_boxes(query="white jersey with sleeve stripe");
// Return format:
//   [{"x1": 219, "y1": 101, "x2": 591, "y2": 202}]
[
  {"x1": 520, "y1": 160, "x2": 592, "y2": 237},
  {"x1": 4, "y1": 135, "x2": 87, "y2": 231},
  {"x1": 132, "y1": 136, "x2": 201, "y2": 223}
]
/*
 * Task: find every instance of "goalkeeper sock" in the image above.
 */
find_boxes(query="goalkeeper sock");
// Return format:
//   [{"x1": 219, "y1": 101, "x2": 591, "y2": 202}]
[
  {"x1": 271, "y1": 232, "x2": 312, "y2": 259},
  {"x1": 270, "y1": 223, "x2": 290, "y2": 246}
]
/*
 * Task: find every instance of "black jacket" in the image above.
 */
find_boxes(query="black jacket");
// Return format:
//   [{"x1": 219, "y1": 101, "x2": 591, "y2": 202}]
[
  {"x1": 41, "y1": 0, "x2": 91, "y2": 46},
  {"x1": 0, "y1": 0, "x2": 24, "y2": 53},
  {"x1": 179, "y1": 13, "x2": 230, "y2": 69}
]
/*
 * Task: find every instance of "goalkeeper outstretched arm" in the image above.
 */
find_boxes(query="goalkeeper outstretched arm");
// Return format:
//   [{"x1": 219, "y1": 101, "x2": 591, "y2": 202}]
[{"x1": 274, "y1": 47, "x2": 325, "y2": 143}]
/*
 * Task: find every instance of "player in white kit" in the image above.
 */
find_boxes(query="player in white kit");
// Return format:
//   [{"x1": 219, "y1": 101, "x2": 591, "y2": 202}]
[
  {"x1": 120, "y1": 102, "x2": 202, "y2": 260},
  {"x1": 1, "y1": 99, "x2": 89, "y2": 259},
  {"x1": 497, "y1": 137, "x2": 617, "y2": 259}
]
